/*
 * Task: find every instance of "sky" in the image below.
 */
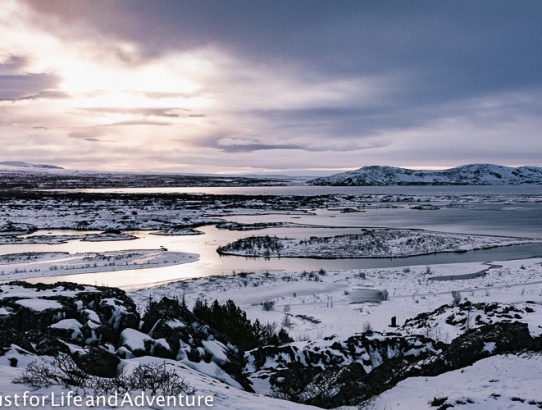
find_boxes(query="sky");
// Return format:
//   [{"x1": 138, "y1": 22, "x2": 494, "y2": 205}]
[{"x1": 1, "y1": 0, "x2": 542, "y2": 175}]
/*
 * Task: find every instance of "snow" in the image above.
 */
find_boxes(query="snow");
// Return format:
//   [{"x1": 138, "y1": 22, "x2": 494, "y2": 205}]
[
  {"x1": 119, "y1": 328, "x2": 153, "y2": 353},
  {"x1": 50, "y1": 318, "x2": 82, "y2": 330},
  {"x1": 0, "y1": 349, "x2": 319, "y2": 410},
  {"x1": 0, "y1": 184, "x2": 541, "y2": 409},
  {"x1": 369, "y1": 353, "x2": 542, "y2": 409},
  {"x1": 310, "y1": 164, "x2": 542, "y2": 186},
  {"x1": 0, "y1": 250, "x2": 198, "y2": 281},
  {"x1": 201, "y1": 340, "x2": 229, "y2": 365},
  {"x1": 166, "y1": 319, "x2": 186, "y2": 328},
  {"x1": 15, "y1": 298, "x2": 64, "y2": 311}
]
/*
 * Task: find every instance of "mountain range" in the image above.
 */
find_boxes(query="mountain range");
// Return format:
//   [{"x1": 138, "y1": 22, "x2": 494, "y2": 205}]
[{"x1": 309, "y1": 164, "x2": 542, "y2": 186}]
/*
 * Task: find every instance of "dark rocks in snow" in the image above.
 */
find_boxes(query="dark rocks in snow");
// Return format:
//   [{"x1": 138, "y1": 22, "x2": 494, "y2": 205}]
[
  {"x1": 2, "y1": 282, "x2": 541, "y2": 407},
  {"x1": 141, "y1": 297, "x2": 252, "y2": 391},
  {"x1": 72, "y1": 347, "x2": 120, "y2": 378},
  {"x1": 247, "y1": 303, "x2": 542, "y2": 408},
  {"x1": 0, "y1": 281, "x2": 138, "y2": 348},
  {"x1": 246, "y1": 332, "x2": 440, "y2": 407},
  {"x1": 402, "y1": 322, "x2": 534, "y2": 379}
]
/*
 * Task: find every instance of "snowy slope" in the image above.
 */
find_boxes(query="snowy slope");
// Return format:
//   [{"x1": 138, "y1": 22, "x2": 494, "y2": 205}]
[
  {"x1": 0, "y1": 161, "x2": 64, "y2": 170},
  {"x1": 309, "y1": 164, "x2": 542, "y2": 185}
]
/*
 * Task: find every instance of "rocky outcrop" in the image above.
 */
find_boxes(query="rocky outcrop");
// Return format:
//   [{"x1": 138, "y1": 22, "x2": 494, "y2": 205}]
[
  {"x1": 3, "y1": 282, "x2": 540, "y2": 408},
  {"x1": 140, "y1": 297, "x2": 252, "y2": 391},
  {"x1": 246, "y1": 331, "x2": 440, "y2": 407},
  {"x1": 246, "y1": 303, "x2": 542, "y2": 408},
  {"x1": 0, "y1": 281, "x2": 138, "y2": 349},
  {"x1": 0, "y1": 283, "x2": 253, "y2": 391}
]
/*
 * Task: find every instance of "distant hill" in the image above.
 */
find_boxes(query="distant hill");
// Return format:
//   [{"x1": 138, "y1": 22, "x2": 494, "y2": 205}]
[
  {"x1": 0, "y1": 161, "x2": 64, "y2": 170},
  {"x1": 309, "y1": 164, "x2": 542, "y2": 186}
]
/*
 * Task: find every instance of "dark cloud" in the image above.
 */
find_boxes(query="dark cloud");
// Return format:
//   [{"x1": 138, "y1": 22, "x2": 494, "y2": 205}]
[
  {"x1": 0, "y1": 56, "x2": 28, "y2": 75},
  {"x1": 80, "y1": 107, "x2": 190, "y2": 118},
  {"x1": 18, "y1": 1, "x2": 542, "y2": 109},
  {"x1": 6, "y1": 1, "x2": 542, "y2": 171},
  {"x1": 0, "y1": 72, "x2": 62, "y2": 101},
  {"x1": 216, "y1": 143, "x2": 304, "y2": 153}
]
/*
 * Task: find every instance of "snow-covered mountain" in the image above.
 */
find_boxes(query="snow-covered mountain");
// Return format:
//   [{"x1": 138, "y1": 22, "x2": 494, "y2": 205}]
[
  {"x1": 0, "y1": 161, "x2": 64, "y2": 170},
  {"x1": 309, "y1": 164, "x2": 542, "y2": 186}
]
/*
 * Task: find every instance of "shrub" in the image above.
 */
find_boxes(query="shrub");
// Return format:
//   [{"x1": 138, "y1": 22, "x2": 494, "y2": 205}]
[
  {"x1": 429, "y1": 396, "x2": 448, "y2": 407},
  {"x1": 361, "y1": 321, "x2": 373, "y2": 333},
  {"x1": 451, "y1": 290, "x2": 462, "y2": 306},
  {"x1": 379, "y1": 289, "x2": 389, "y2": 301},
  {"x1": 281, "y1": 314, "x2": 293, "y2": 329},
  {"x1": 14, "y1": 354, "x2": 194, "y2": 395},
  {"x1": 262, "y1": 300, "x2": 275, "y2": 311}
]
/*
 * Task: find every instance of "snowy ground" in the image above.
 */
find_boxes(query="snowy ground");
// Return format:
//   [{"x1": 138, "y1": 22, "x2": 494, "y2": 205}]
[
  {"x1": 0, "y1": 351, "x2": 317, "y2": 410},
  {"x1": 131, "y1": 257, "x2": 542, "y2": 343},
  {"x1": 365, "y1": 353, "x2": 542, "y2": 409}
]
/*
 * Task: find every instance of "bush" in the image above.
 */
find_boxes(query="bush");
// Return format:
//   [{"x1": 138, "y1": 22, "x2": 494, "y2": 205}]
[
  {"x1": 281, "y1": 314, "x2": 293, "y2": 329},
  {"x1": 14, "y1": 354, "x2": 195, "y2": 396},
  {"x1": 379, "y1": 289, "x2": 389, "y2": 301},
  {"x1": 262, "y1": 300, "x2": 275, "y2": 311},
  {"x1": 127, "y1": 362, "x2": 195, "y2": 395},
  {"x1": 429, "y1": 396, "x2": 448, "y2": 407}
]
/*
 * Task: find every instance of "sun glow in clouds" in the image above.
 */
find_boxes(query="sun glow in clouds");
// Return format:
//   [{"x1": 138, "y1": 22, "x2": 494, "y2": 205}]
[
  {"x1": 1, "y1": 0, "x2": 541, "y2": 172},
  {"x1": 0, "y1": 1, "x2": 214, "y2": 121}
]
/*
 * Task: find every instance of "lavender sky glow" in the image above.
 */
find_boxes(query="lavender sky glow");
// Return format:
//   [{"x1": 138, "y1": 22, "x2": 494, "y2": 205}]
[{"x1": 1, "y1": 0, "x2": 542, "y2": 174}]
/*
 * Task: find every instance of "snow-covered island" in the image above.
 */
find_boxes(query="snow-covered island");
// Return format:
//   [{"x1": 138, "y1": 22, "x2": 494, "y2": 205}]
[{"x1": 217, "y1": 229, "x2": 540, "y2": 258}]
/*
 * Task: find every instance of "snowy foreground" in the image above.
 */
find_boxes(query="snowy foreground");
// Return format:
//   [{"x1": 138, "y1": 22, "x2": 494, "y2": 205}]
[{"x1": 0, "y1": 257, "x2": 540, "y2": 409}]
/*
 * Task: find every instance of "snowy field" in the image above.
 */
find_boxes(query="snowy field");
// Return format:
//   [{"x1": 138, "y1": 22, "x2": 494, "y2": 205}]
[{"x1": 131, "y1": 258, "x2": 542, "y2": 342}]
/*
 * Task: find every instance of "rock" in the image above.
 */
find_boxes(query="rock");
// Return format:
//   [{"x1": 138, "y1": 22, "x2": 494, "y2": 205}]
[
  {"x1": 72, "y1": 347, "x2": 120, "y2": 378},
  {"x1": 0, "y1": 281, "x2": 140, "y2": 347},
  {"x1": 35, "y1": 337, "x2": 70, "y2": 356}
]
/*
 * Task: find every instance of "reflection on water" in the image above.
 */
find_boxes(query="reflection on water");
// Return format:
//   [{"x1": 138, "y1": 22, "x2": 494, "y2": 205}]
[
  {"x1": 74, "y1": 185, "x2": 542, "y2": 197},
  {"x1": 228, "y1": 204, "x2": 542, "y2": 238},
  {"x1": 2, "y1": 200, "x2": 542, "y2": 289}
]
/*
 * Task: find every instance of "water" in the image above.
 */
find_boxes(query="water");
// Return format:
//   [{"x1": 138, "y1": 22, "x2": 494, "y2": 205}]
[
  {"x1": 69, "y1": 185, "x2": 542, "y2": 197},
  {"x1": 5, "y1": 185, "x2": 542, "y2": 288}
]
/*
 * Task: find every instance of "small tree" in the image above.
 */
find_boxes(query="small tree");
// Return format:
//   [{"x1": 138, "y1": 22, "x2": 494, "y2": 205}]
[
  {"x1": 451, "y1": 290, "x2": 462, "y2": 306},
  {"x1": 262, "y1": 300, "x2": 275, "y2": 311},
  {"x1": 379, "y1": 289, "x2": 389, "y2": 301},
  {"x1": 281, "y1": 314, "x2": 293, "y2": 329}
]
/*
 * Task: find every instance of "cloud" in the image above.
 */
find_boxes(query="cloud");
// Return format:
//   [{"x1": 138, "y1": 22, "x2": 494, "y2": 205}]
[
  {"x1": 0, "y1": 70, "x2": 62, "y2": 101},
  {"x1": 1, "y1": 1, "x2": 542, "y2": 173}
]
